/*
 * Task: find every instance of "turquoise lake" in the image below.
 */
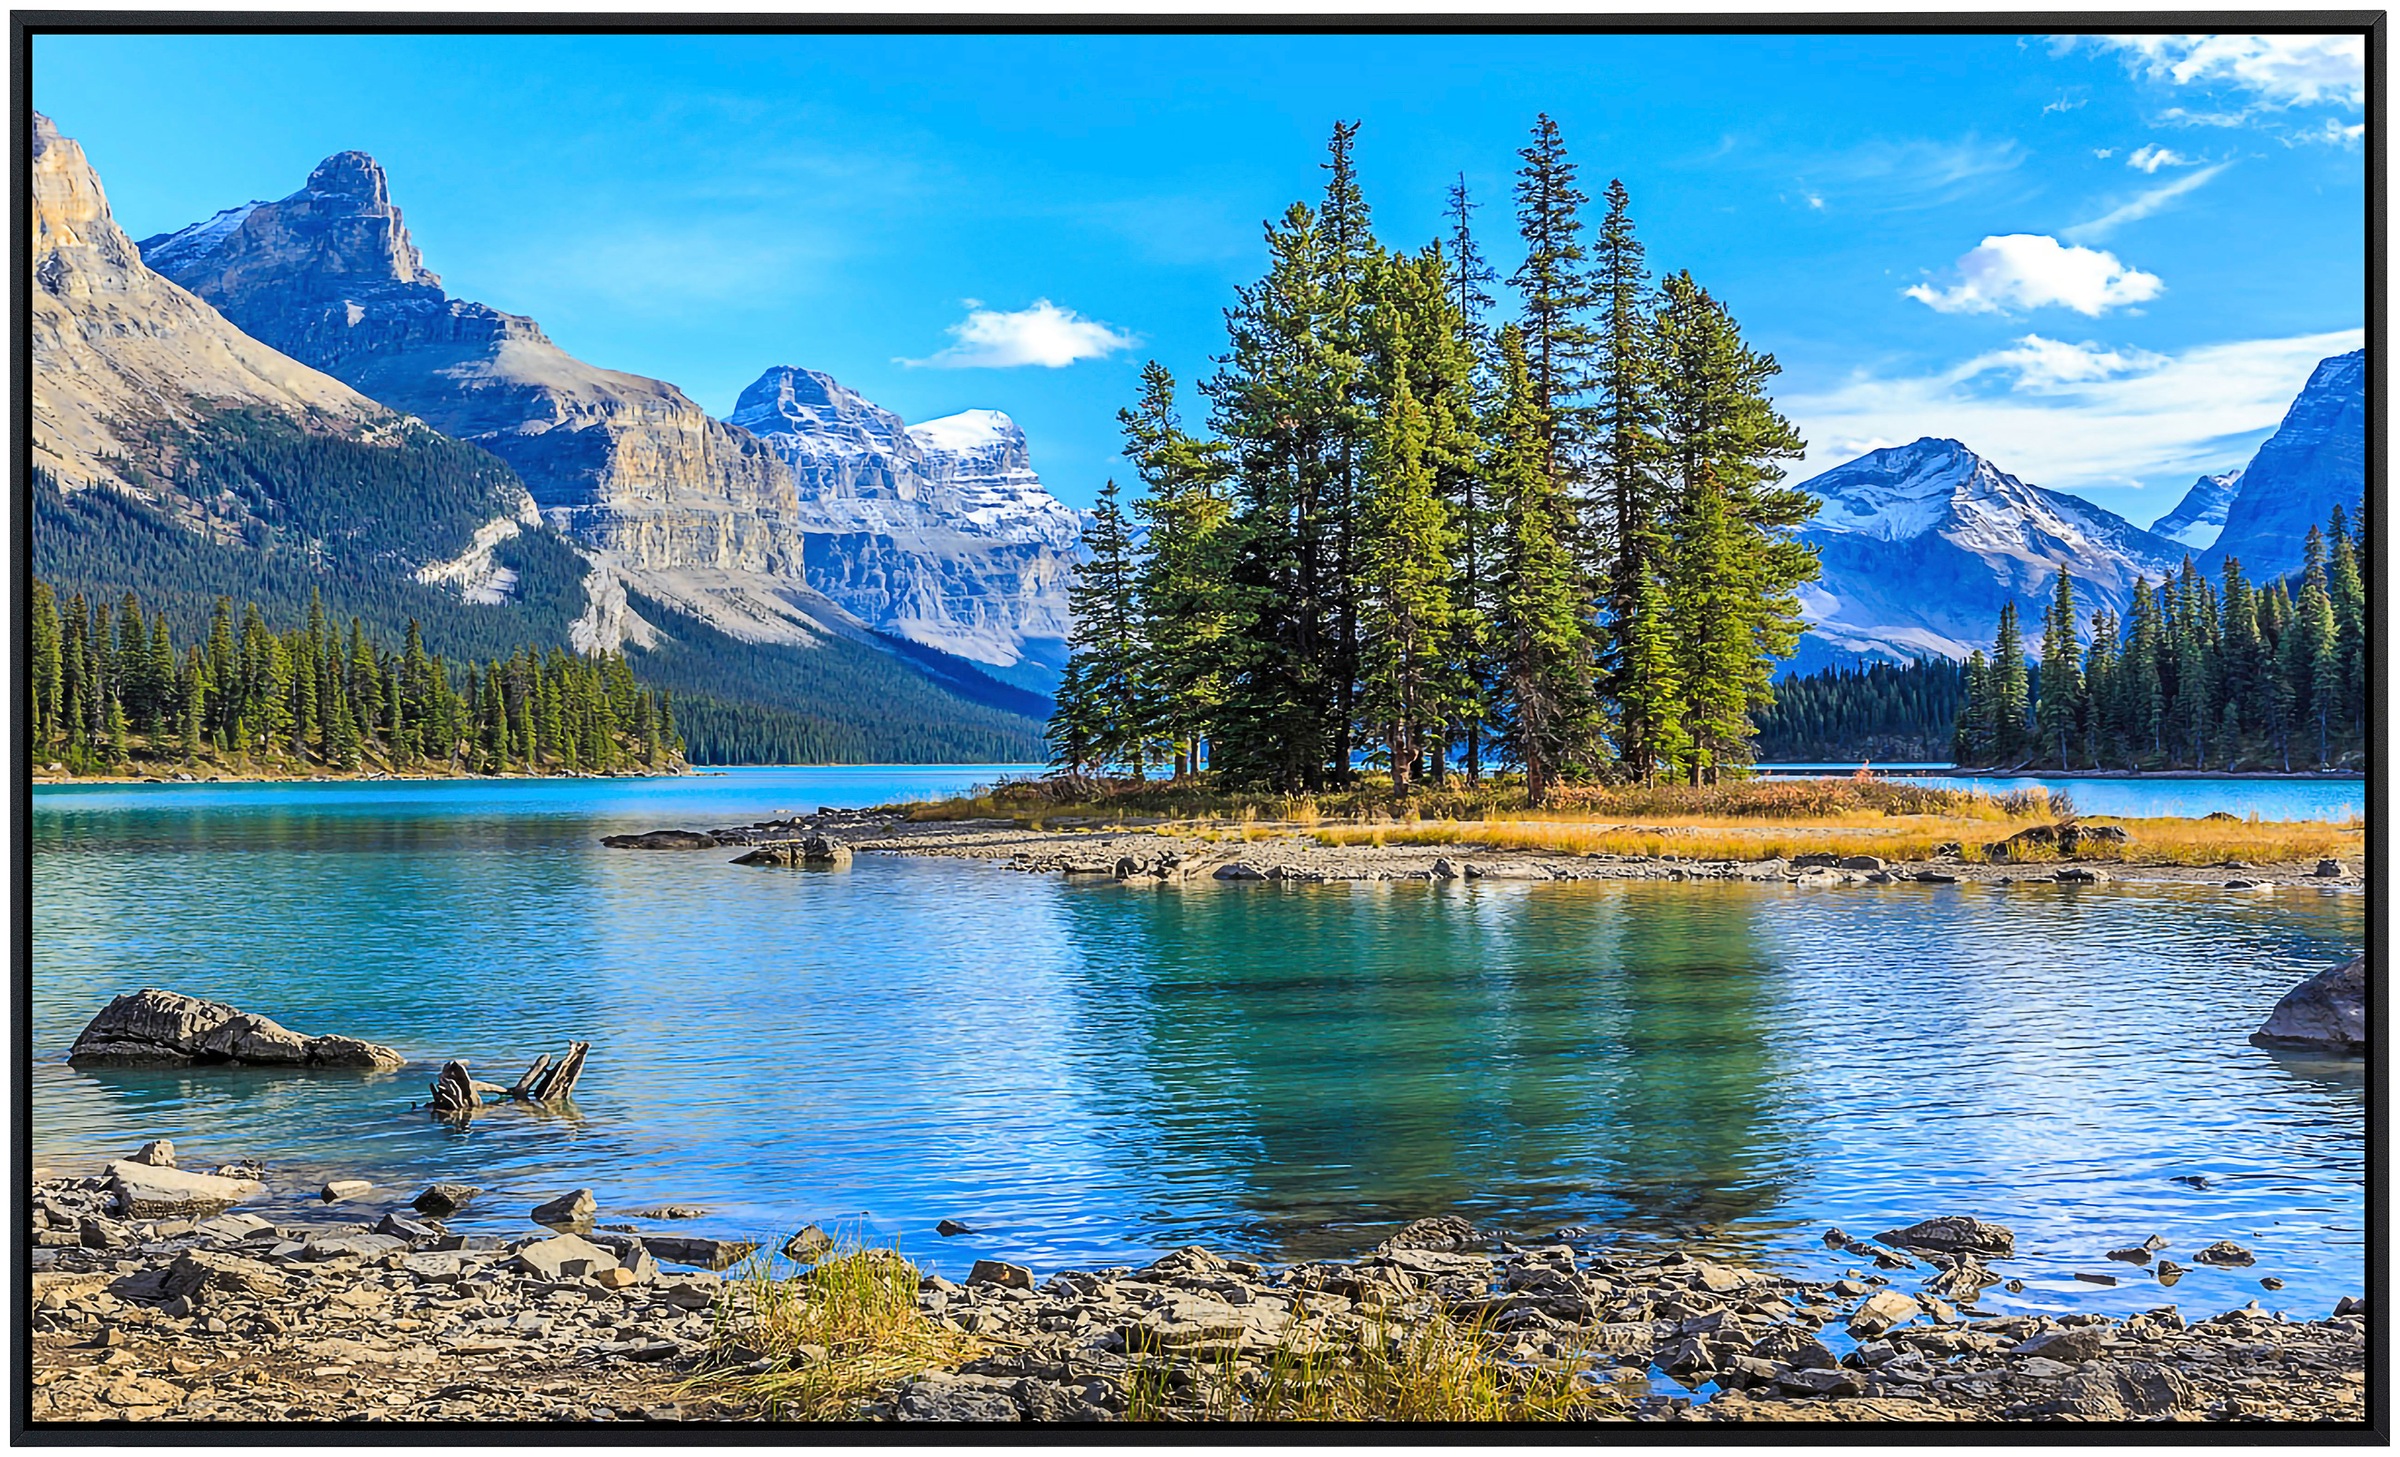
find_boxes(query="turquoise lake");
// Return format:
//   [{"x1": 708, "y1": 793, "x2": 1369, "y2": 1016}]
[{"x1": 32, "y1": 766, "x2": 2365, "y2": 1327}]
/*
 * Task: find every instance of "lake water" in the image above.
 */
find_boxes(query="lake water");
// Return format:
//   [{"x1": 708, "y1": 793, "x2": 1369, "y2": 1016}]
[{"x1": 33, "y1": 766, "x2": 2366, "y2": 1330}]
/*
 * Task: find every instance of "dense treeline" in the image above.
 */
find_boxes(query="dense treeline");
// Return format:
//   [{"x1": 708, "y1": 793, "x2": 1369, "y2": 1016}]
[
  {"x1": 29, "y1": 580, "x2": 681, "y2": 778},
  {"x1": 1751, "y1": 659, "x2": 1967, "y2": 764},
  {"x1": 1049, "y1": 117, "x2": 1820, "y2": 800},
  {"x1": 1956, "y1": 507, "x2": 2368, "y2": 771}
]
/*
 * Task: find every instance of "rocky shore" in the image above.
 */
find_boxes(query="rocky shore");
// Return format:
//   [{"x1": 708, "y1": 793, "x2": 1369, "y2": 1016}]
[
  {"x1": 28, "y1": 1159, "x2": 2367, "y2": 1426},
  {"x1": 623, "y1": 810, "x2": 2364, "y2": 892}
]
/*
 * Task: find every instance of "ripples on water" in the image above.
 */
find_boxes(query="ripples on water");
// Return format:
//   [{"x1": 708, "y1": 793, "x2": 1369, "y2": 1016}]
[{"x1": 31, "y1": 768, "x2": 2365, "y2": 1323}]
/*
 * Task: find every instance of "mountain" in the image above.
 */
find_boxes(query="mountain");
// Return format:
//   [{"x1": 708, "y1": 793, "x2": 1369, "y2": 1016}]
[
  {"x1": 2149, "y1": 467, "x2": 2243, "y2": 552},
  {"x1": 2204, "y1": 349, "x2": 2365, "y2": 578},
  {"x1": 141, "y1": 153, "x2": 1081, "y2": 695},
  {"x1": 1792, "y1": 437, "x2": 2186, "y2": 672},
  {"x1": 38, "y1": 118, "x2": 1042, "y2": 762},
  {"x1": 728, "y1": 367, "x2": 1081, "y2": 690},
  {"x1": 29, "y1": 111, "x2": 570, "y2": 653}
]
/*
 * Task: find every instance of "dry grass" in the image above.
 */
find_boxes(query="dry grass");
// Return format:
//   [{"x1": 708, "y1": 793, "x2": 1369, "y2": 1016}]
[
  {"x1": 1126, "y1": 1306, "x2": 1612, "y2": 1423},
  {"x1": 687, "y1": 1237, "x2": 974, "y2": 1421},
  {"x1": 1311, "y1": 812, "x2": 2362, "y2": 866}
]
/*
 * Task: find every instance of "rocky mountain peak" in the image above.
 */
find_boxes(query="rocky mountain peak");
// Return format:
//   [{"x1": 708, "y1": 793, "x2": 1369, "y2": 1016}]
[
  {"x1": 2150, "y1": 467, "x2": 2243, "y2": 552},
  {"x1": 732, "y1": 365, "x2": 910, "y2": 441},
  {"x1": 2204, "y1": 348, "x2": 2364, "y2": 576},
  {"x1": 303, "y1": 150, "x2": 392, "y2": 206},
  {"x1": 140, "y1": 148, "x2": 439, "y2": 293}
]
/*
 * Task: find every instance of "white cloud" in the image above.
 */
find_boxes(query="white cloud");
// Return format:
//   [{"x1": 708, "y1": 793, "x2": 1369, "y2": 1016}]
[
  {"x1": 2292, "y1": 117, "x2": 2368, "y2": 148},
  {"x1": 2126, "y1": 144, "x2": 2193, "y2": 172},
  {"x1": 2090, "y1": 34, "x2": 2365, "y2": 108},
  {"x1": 2091, "y1": 147, "x2": 2117, "y2": 160},
  {"x1": 900, "y1": 299, "x2": 1137, "y2": 369},
  {"x1": 1951, "y1": 334, "x2": 2170, "y2": 391},
  {"x1": 2043, "y1": 94, "x2": 2088, "y2": 115},
  {"x1": 1905, "y1": 235, "x2": 2164, "y2": 317},
  {"x1": 1785, "y1": 328, "x2": 2364, "y2": 490},
  {"x1": 2064, "y1": 162, "x2": 2232, "y2": 241}
]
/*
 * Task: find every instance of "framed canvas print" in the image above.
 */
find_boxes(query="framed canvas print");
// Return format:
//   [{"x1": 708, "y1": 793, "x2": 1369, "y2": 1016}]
[{"x1": 16, "y1": 10, "x2": 2382, "y2": 1437}]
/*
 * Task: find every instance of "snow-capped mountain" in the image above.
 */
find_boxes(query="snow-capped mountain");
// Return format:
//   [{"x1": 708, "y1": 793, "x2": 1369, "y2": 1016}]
[
  {"x1": 2149, "y1": 467, "x2": 2243, "y2": 552},
  {"x1": 1793, "y1": 437, "x2": 2188, "y2": 671},
  {"x1": 728, "y1": 367, "x2": 1082, "y2": 686},
  {"x1": 2204, "y1": 349, "x2": 2365, "y2": 578}
]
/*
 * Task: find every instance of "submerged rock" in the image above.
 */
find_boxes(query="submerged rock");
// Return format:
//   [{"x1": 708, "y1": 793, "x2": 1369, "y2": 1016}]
[
  {"x1": 68, "y1": 989, "x2": 403, "y2": 1070},
  {"x1": 2250, "y1": 956, "x2": 2364, "y2": 1053}
]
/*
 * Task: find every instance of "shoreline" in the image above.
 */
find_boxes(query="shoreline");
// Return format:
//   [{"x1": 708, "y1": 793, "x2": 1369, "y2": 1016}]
[
  {"x1": 781, "y1": 815, "x2": 2367, "y2": 892},
  {"x1": 29, "y1": 1164, "x2": 2365, "y2": 1425}
]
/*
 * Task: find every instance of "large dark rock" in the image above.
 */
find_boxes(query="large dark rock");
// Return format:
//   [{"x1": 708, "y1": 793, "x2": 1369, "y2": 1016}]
[
  {"x1": 68, "y1": 989, "x2": 403, "y2": 1070},
  {"x1": 731, "y1": 833, "x2": 852, "y2": 869},
  {"x1": 2251, "y1": 956, "x2": 2365, "y2": 1054},
  {"x1": 599, "y1": 829, "x2": 721, "y2": 850},
  {"x1": 1872, "y1": 1215, "x2": 2015, "y2": 1258}
]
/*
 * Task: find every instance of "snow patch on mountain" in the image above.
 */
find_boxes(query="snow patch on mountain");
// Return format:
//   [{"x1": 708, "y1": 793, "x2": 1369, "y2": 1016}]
[{"x1": 2150, "y1": 467, "x2": 2243, "y2": 551}]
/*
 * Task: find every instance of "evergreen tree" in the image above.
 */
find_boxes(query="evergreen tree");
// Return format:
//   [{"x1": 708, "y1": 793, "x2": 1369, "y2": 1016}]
[
  {"x1": 1989, "y1": 601, "x2": 2030, "y2": 764},
  {"x1": 1356, "y1": 338, "x2": 1459, "y2": 788},
  {"x1": 1510, "y1": 113, "x2": 1601, "y2": 480},
  {"x1": 1593, "y1": 177, "x2": 1666, "y2": 759},
  {"x1": 2034, "y1": 569, "x2": 2082, "y2": 770},
  {"x1": 1123, "y1": 362, "x2": 1235, "y2": 776},
  {"x1": 31, "y1": 579, "x2": 62, "y2": 764},
  {"x1": 1441, "y1": 175, "x2": 1501, "y2": 783},
  {"x1": 1955, "y1": 649, "x2": 1992, "y2": 764},
  {"x1": 1487, "y1": 326, "x2": 1598, "y2": 803},
  {"x1": 1050, "y1": 478, "x2": 1150, "y2": 775}
]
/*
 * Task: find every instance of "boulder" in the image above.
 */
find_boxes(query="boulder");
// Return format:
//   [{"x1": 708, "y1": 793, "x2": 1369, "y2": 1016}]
[
  {"x1": 1429, "y1": 857, "x2": 1461, "y2": 881},
  {"x1": 935, "y1": 1219, "x2": 977, "y2": 1237},
  {"x1": 161, "y1": 1248, "x2": 289, "y2": 1304},
  {"x1": 1465, "y1": 862, "x2": 1552, "y2": 881},
  {"x1": 2193, "y1": 1240, "x2": 2256, "y2": 1267},
  {"x1": 2010, "y1": 1325, "x2": 2108, "y2": 1363},
  {"x1": 515, "y1": 1232, "x2": 619, "y2": 1280},
  {"x1": 732, "y1": 833, "x2": 853, "y2": 868},
  {"x1": 68, "y1": 989, "x2": 403, "y2": 1070},
  {"x1": 598, "y1": 829, "x2": 721, "y2": 849},
  {"x1": 1379, "y1": 1215, "x2": 1480, "y2": 1253},
  {"x1": 109, "y1": 1161, "x2": 261, "y2": 1219},
  {"x1": 1835, "y1": 855, "x2": 1884, "y2": 872},
  {"x1": 1873, "y1": 1215, "x2": 2014, "y2": 1258},
  {"x1": 413, "y1": 1183, "x2": 480, "y2": 1217},
  {"x1": 1213, "y1": 862, "x2": 1269, "y2": 881},
  {"x1": 642, "y1": 1235, "x2": 759, "y2": 1270},
  {"x1": 531, "y1": 1189, "x2": 597, "y2": 1227},
  {"x1": 784, "y1": 1225, "x2": 834, "y2": 1262},
  {"x1": 2250, "y1": 956, "x2": 2365, "y2": 1053},
  {"x1": 1790, "y1": 853, "x2": 1842, "y2": 870},
  {"x1": 968, "y1": 1259, "x2": 1035, "y2": 1289},
  {"x1": 319, "y1": 1179, "x2": 371, "y2": 1201},
  {"x1": 2052, "y1": 867, "x2": 2110, "y2": 883},
  {"x1": 2316, "y1": 859, "x2": 2350, "y2": 878},
  {"x1": 129, "y1": 1139, "x2": 175, "y2": 1168},
  {"x1": 1846, "y1": 1289, "x2": 1921, "y2": 1336}
]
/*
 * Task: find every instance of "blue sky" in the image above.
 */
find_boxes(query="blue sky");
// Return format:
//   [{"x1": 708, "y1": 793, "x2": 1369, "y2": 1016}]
[{"x1": 35, "y1": 30, "x2": 2366, "y2": 524}]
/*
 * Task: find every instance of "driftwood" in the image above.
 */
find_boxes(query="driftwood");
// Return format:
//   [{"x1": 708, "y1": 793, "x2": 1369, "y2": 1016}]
[
  {"x1": 423, "y1": 1042, "x2": 592, "y2": 1118},
  {"x1": 428, "y1": 1061, "x2": 478, "y2": 1122}
]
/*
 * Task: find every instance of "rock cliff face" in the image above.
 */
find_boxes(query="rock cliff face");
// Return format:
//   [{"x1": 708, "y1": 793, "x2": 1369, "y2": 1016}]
[
  {"x1": 138, "y1": 153, "x2": 798, "y2": 577},
  {"x1": 730, "y1": 368, "x2": 1082, "y2": 680},
  {"x1": 2204, "y1": 350, "x2": 2365, "y2": 579},
  {"x1": 30, "y1": 114, "x2": 386, "y2": 493},
  {"x1": 1793, "y1": 437, "x2": 2186, "y2": 670}
]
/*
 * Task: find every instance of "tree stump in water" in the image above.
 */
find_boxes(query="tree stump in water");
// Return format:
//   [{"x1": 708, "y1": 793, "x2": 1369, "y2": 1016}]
[
  {"x1": 428, "y1": 1061, "x2": 478, "y2": 1121},
  {"x1": 528, "y1": 1041, "x2": 589, "y2": 1103},
  {"x1": 508, "y1": 1054, "x2": 551, "y2": 1098}
]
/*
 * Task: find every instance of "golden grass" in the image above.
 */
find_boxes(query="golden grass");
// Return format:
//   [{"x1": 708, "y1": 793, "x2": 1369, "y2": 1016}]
[
  {"x1": 1309, "y1": 812, "x2": 2362, "y2": 866},
  {"x1": 688, "y1": 1237, "x2": 974, "y2": 1421},
  {"x1": 1126, "y1": 1306, "x2": 1612, "y2": 1423}
]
